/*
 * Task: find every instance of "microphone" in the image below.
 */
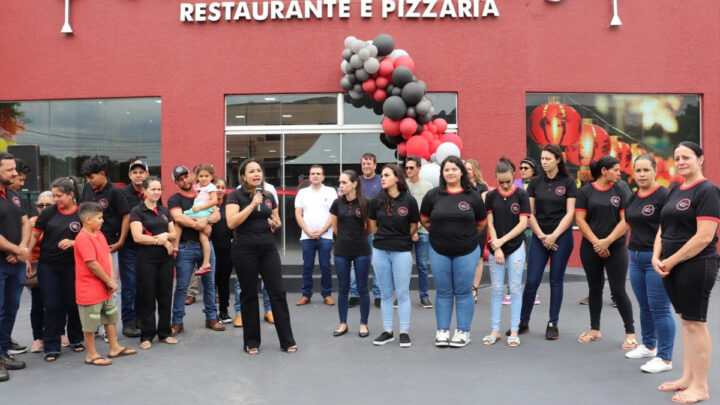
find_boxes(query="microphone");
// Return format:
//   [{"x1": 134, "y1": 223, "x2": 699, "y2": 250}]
[{"x1": 255, "y1": 187, "x2": 263, "y2": 212}]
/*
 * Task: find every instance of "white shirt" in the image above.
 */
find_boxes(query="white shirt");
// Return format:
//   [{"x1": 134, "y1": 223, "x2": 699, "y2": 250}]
[{"x1": 294, "y1": 184, "x2": 337, "y2": 240}]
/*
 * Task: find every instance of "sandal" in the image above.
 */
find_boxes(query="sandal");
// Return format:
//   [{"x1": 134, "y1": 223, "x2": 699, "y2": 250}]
[
  {"x1": 85, "y1": 355, "x2": 112, "y2": 366},
  {"x1": 108, "y1": 347, "x2": 137, "y2": 358},
  {"x1": 159, "y1": 337, "x2": 178, "y2": 345},
  {"x1": 482, "y1": 335, "x2": 500, "y2": 346},
  {"x1": 284, "y1": 345, "x2": 298, "y2": 353},
  {"x1": 72, "y1": 344, "x2": 86, "y2": 353},
  {"x1": 507, "y1": 336, "x2": 520, "y2": 347},
  {"x1": 139, "y1": 341, "x2": 152, "y2": 350},
  {"x1": 472, "y1": 285, "x2": 479, "y2": 304},
  {"x1": 621, "y1": 338, "x2": 638, "y2": 350},
  {"x1": 244, "y1": 346, "x2": 259, "y2": 355},
  {"x1": 44, "y1": 353, "x2": 60, "y2": 362},
  {"x1": 578, "y1": 331, "x2": 602, "y2": 343}
]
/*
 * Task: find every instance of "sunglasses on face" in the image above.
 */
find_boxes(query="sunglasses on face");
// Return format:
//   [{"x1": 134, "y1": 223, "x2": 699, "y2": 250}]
[
  {"x1": 36, "y1": 203, "x2": 51, "y2": 208},
  {"x1": 520, "y1": 166, "x2": 531, "y2": 171},
  {"x1": 405, "y1": 166, "x2": 417, "y2": 171}
]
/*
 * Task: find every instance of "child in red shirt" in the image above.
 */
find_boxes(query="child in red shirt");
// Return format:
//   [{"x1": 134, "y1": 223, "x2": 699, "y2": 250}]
[{"x1": 74, "y1": 202, "x2": 136, "y2": 365}]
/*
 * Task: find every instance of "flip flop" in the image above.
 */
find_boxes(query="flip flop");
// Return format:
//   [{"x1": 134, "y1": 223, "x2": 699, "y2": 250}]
[
  {"x1": 108, "y1": 347, "x2": 137, "y2": 358},
  {"x1": 159, "y1": 337, "x2": 178, "y2": 345},
  {"x1": 139, "y1": 341, "x2": 152, "y2": 350},
  {"x1": 284, "y1": 346, "x2": 298, "y2": 353},
  {"x1": 72, "y1": 344, "x2": 86, "y2": 353},
  {"x1": 482, "y1": 335, "x2": 500, "y2": 346},
  {"x1": 507, "y1": 336, "x2": 520, "y2": 347},
  {"x1": 621, "y1": 338, "x2": 638, "y2": 350},
  {"x1": 245, "y1": 346, "x2": 259, "y2": 355},
  {"x1": 85, "y1": 356, "x2": 112, "y2": 366},
  {"x1": 578, "y1": 332, "x2": 602, "y2": 343}
]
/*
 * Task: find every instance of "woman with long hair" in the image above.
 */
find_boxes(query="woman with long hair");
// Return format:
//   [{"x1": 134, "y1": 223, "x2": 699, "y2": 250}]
[
  {"x1": 210, "y1": 177, "x2": 234, "y2": 324},
  {"x1": 654, "y1": 142, "x2": 718, "y2": 403},
  {"x1": 226, "y1": 159, "x2": 296, "y2": 355},
  {"x1": 465, "y1": 159, "x2": 488, "y2": 304},
  {"x1": 330, "y1": 170, "x2": 371, "y2": 338},
  {"x1": 370, "y1": 164, "x2": 419, "y2": 348}
]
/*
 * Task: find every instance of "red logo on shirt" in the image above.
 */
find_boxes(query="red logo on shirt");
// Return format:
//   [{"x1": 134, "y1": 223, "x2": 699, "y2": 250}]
[
  {"x1": 12, "y1": 196, "x2": 21, "y2": 207},
  {"x1": 555, "y1": 186, "x2": 566, "y2": 196},
  {"x1": 397, "y1": 206, "x2": 408, "y2": 216},
  {"x1": 458, "y1": 201, "x2": 470, "y2": 211},
  {"x1": 610, "y1": 196, "x2": 621, "y2": 207},
  {"x1": 642, "y1": 205, "x2": 655, "y2": 216},
  {"x1": 69, "y1": 222, "x2": 81, "y2": 233},
  {"x1": 355, "y1": 208, "x2": 362, "y2": 218},
  {"x1": 98, "y1": 199, "x2": 109, "y2": 209},
  {"x1": 264, "y1": 199, "x2": 273, "y2": 209},
  {"x1": 676, "y1": 198, "x2": 691, "y2": 211},
  {"x1": 510, "y1": 203, "x2": 520, "y2": 214}
]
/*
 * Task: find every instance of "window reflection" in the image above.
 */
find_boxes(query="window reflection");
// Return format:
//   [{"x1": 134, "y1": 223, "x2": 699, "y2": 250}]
[{"x1": 226, "y1": 94, "x2": 337, "y2": 126}]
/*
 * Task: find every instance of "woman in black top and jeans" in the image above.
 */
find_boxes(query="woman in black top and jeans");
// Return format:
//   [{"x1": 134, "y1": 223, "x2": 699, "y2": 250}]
[
  {"x1": 575, "y1": 156, "x2": 635, "y2": 347},
  {"x1": 129, "y1": 176, "x2": 177, "y2": 349},
  {"x1": 226, "y1": 159, "x2": 296, "y2": 355},
  {"x1": 210, "y1": 177, "x2": 233, "y2": 324}
]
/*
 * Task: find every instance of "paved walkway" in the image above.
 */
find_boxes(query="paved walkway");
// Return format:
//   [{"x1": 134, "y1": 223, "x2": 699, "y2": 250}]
[{"x1": 3, "y1": 268, "x2": 719, "y2": 405}]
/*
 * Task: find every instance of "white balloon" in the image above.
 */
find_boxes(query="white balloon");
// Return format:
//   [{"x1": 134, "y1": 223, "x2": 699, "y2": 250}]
[
  {"x1": 419, "y1": 162, "x2": 441, "y2": 187},
  {"x1": 341, "y1": 60, "x2": 349, "y2": 73},
  {"x1": 358, "y1": 48, "x2": 370, "y2": 61},
  {"x1": 367, "y1": 45, "x2": 378, "y2": 58},
  {"x1": 435, "y1": 142, "x2": 461, "y2": 163},
  {"x1": 344, "y1": 36, "x2": 357, "y2": 49},
  {"x1": 351, "y1": 39, "x2": 365, "y2": 53},
  {"x1": 430, "y1": 153, "x2": 437, "y2": 163},
  {"x1": 363, "y1": 58, "x2": 380, "y2": 74},
  {"x1": 389, "y1": 49, "x2": 409, "y2": 60}
]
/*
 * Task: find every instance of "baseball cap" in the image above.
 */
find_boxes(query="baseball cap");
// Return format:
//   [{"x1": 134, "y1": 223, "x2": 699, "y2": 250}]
[
  {"x1": 129, "y1": 159, "x2": 149, "y2": 173},
  {"x1": 520, "y1": 157, "x2": 537, "y2": 170},
  {"x1": 172, "y1": 165, "x2": 190, "y2": 181}
]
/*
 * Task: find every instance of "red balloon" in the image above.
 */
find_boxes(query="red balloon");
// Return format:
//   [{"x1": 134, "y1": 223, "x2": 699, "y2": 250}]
[
  {"x1": 373, "y1": 89, "x2": 387, "y2": 103},
  {"x1": 381, "y1": 117, "x2": 401, "y2": 136},
  {"x1": 430, "y1": 139, "x2": 442, "y2": 153},
  {"x1": 362, "y1": 80, "x2": 376, "y2": 94},
  {"x1": 433, "y1": 118, "x2": 448, "y2": 134},
  {"x1": 393, "y1": 55, "x2": 415, "y2": 71},
  {"x1": 420, "y1": 130, "x2": 434, "y2": 144},
  {"x1": 406, "y1": 135, "x2": 430, "y2": 160},
  {"x1": 375, "y1": 76, "x2": 389, "y2": 89},
  {"x1": 399, "y1": 117, "x2": 418, "y2": 137},
  {"x1": 427, "y1": 124, "x2": 437, "y2": 134},
  {"x1": 379, "y1": 58, "x2": 394, "y2": 77},
  {"x1": 440, "y1": 133, "x2": 463, "y2": 150},
  {"x1": 528, "y1": 101, "x2": 582, "y2": 146},
  {"x1": 397, "y1": 141, "x2": 408, "y2": 158}
]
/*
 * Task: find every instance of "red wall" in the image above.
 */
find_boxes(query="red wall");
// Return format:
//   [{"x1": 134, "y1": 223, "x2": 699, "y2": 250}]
[{"x1": 2, "y1": 1, "x2": 718, "y2": 266}]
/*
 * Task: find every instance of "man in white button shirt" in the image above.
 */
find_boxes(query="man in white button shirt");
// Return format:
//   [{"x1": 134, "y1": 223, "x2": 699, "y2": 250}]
[{"x1": 294, "y1": 165, "x2": 337, "y2": 306}]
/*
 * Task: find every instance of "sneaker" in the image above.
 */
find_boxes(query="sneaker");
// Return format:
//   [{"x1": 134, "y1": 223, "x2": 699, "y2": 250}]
[
  {"x1": 393, "y1": 299, "x2": 398, "y2": 308},
  {"x1": 640, "y1": 357, "x2": 673, "y2": 373},
  {"x1": 435, "y1": 330, "x2": 450, "y2": 347},
  {"x1": 399, "y1": 333, "x2": 412, "y2": 348},
  {"x1": 502, "y1": 295, "x2": 511, "y2": 305},
  {"x1": 506, "y1": 321, "x2": 529, "y2": 336},
  {"x1": 31, "y1": 339, "x2": 43, "y2": 353},
  {"x1": 0, "y1": 354, "x2": 26, "y2": 370},
  {"x1": 7, "y1": 339, "x2": 27, "y2": 355},
  {"x1": 545, "y1": 322, "x2": 559, "y2": 340},
  {"x1": 625, "y1": 345, "x2": 657, "y2": 359},
  {"x1": 534, "y1": 295, "x2": 541, "y2": 305},
  {"x1": 122, "y1": 324, "x2": 141, "y2": 338},
  {"x1": 420, "y1": 297, "x2": 433, "y2": 309},
  {"x1": 373, "y1": 331, "x2": 394, "y2": 346},
  {"x1": 348, "y1": 297, "x2": 360, "y2": 308},
  {"x1": 103, "y1": 333, "x2": 109, "y2": 343},
  {"x1": 449, "y1": 329, "x2": 471, "y2": 348},
  {"x1": 218, "y1": 311, "x2": 232, "y2": 324},
  {"x1": 579, "y1": 296, "x2": 589, "y2": 305},
  {"x1": 374, "y1": 298, "x2": 381, "y2": 308}
]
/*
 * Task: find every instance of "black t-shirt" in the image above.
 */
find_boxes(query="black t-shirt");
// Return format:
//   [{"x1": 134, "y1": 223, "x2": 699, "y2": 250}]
[
  {"x1": 369, "y1": 191, "x2": 419, "y2": 252},
  {"x1": 576, "y1": 182, "x2": 627, "y2": 243},
  {"x1": 420, "y1": 188, "x2": 486, "y2": 257},
  {"x1": 34, "y1": 205, "x2": 81, "y2": 265},
  {"x1": 210, "y1": 200, "x2": 233, "y2": 251},
  {"x1": 82, "y1": 181, "x2": 130, "y2": 245},
  {"x1": 167, "y1": 191, "x2": 201, "y2": 243},
  {"x1": 527, "y1": 173, "x2": 577, "y2": 234},
  {"x1": 130, "y1": 203, "x2": 174, "y2": 263},
  {"x1": 486, "y1": 187, "x2": 531, "y2": 256},
  {"x1": 660, "y1": 179, "x2": 720, "y2": 260},
  {"x1": 225, "y1": 189, "x2": 277, "y2": 247},
  {"x1": 330, "y1": 196, "x2": 370, "y2": 257},
  {"x1": 122, "y1": 184, "x2": 151, "y2": 249},
  {"x1": 626, "y1": 185, "x2": 669, "y2": 252},
  {"x1": 0, "y1": 188, "x2": 25, "y2": 264}
]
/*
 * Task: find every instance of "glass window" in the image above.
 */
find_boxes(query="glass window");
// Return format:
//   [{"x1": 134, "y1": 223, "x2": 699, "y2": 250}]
[
  {"x1": 526, "y1": 93, "x2": 701, "y2": 189},
  {"x1": 226, "y1": 94, "x2": 337, "y2": 126},
  {"x1": 343, "y1": 92, "x2": 457, "y2": 125}
]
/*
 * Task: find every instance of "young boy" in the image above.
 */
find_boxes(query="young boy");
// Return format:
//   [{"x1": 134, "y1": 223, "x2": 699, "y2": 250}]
[{"x1": 74, "y1": 202, "x2": 137, "y2": 366}]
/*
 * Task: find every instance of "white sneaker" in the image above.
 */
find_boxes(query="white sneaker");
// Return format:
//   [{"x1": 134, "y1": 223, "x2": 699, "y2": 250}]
[
  {"x1": 640, "y1": 357, "x2": 672, "y2": 373},
  {"x1": 625, "y1": 344, "x2": 657, "y2": 359},
  {"x1": 449, "y1": 329, "x2": 471, "y2": 348},
  {"x1": 435, "y1": 330, "x2": 450, "y2": 347}
]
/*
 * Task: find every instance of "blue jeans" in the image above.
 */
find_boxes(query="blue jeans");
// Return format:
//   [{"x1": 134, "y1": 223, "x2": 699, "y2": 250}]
[
  {"x1": 521, "y1": 229, "x2": 573, "y2": 325},
  {"x1": 489, "y1": 244, "x2": 526, "y2": 332},
  {"x1": 629, "y1": 250, "x2": 676, "y2": 361},
  {"x1": 372, "y1": 249, "x2": 413, "y2": 333},
  {"x1": 0, "y1": 262, "x2": 25, "y2": 356},
  {"x1": 430, "y1": 246, "x2": 480, "y2": 332},
  {"x1": 300, "y1": 238, "x2": 333, "y2": 298},
  {"x1": 414, "y1": 233, "x2": 431, "y2": 299},
  {"x1": 118, "y1": 246, "x2": 140, "y2": 325},
  {"x1": 172, "y1": 241, "x2": 217, "y2": 323},
  {"x1": 350, "y1": 234, "x2": 380, "y2": 298},
  {"x1": 234, "y1": 278, "x2": 271, "y2": 314},
  {"x1": 335, "y1": 255, "x2": 371, "y2": 325}
]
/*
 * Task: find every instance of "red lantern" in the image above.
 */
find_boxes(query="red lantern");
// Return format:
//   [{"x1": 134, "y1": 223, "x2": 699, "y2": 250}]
[
  {"x1": 528, "y1": 96, "x2": 582, "y2": 146},
  {"x1": 565, "y1": 120, "x2": 610, "y2": 166}
]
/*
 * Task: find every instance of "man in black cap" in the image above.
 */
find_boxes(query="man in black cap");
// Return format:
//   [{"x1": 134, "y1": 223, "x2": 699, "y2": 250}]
[
  {"x1": 167, "y1": 165, "x2": 224, "y2": 334},
  {"x1": 117, "y1": 159, "x2": 151, "y2": 338}
]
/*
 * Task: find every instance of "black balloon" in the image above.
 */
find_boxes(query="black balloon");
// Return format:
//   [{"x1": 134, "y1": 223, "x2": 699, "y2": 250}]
[
  {"x1": 347, "y1": 74, "x2": 357, "y2": 85},
  {"x1": 386, "y1": 84, "x2": 395, "y2": 94},
  {"x1": 373, "y1": 103, "x2": 384, "y2": 116},
  {"x1": 379, "y1": 133, "x2": 392, "y2": 149},
  {"x1": 392, "y1": 66, "x2": 414, "y2": 87},
  {"x1": 355, "y1": 69, "x2": 370, "y2": 82},
  {"x1": 351, "y1": 97, "x2": 364, "y2": 108},
  {"x1": 419, "y1": 114, "x2": 432, "y2": 124},
  {"x1": 401, "y1": 82, "x2": 425, "y2": 105},
  {"x1": 373, "y1": 34, "x2": 395, "y2": 57},
  {"x1": 384, "y1": 133, "x2": 403, "y2": 146},
  {"x1": 340, "y1": 76, "x2": 353, "y2": 91},
  {"x1": 383, "y1": 96, "x2": 407, "y2": 120}
]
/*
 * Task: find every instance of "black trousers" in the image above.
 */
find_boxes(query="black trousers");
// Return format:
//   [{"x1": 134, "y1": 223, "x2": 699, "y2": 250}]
[
  {"x1": 137, "y1": 258, "x2": 174, "y2": 341},
  {"x1": 580, "y1": 239, "x2": 635, "y2": 333},
  {"x1": 37, "y1": 262, "x2": 83, "y2": 355},
  {"x1": 214, "y1": 248, "x2": 233, "y2": 314},
  {"x1": 232, "y1": 243, "x2": 295, "y2": 350}
]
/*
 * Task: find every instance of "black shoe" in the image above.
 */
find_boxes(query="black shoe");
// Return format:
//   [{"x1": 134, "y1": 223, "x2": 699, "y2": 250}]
[
  {"x1": 8, "y1": 339, "x2": 27, "y2": 355},
  {"x1": 399, "y1": 333, "x2": 412, "y2": 348},
  {"x1": 579, "y1": 296, "x2": 589, "y2": 305},
  {"x1": 122, "y1": 325, "x2": 141, "y2": 338},
  {"x1": 545, "y1": 322, "x2": 559, "y2": 340},
  {"x1": 506, "y1": 321, "x2": 529, "y2": 336},
  {"x1": 333, "y1": 327, "x2": 348, "y2": 337},
  {"x1": 359, "y1": 328, "x2": 370, "y2": 338},
  {"x1": 218, "y1": 311, "x2": 232, "y2": 324},
  {"x1": 373, "y1": 331, "x2": 394, "y2": 346},
  {"x1": 420, "y1": 297, "x2": 433, "y2": 309},
  {"x1": 0, "y1": 354, "x2": 26, "y2": 370},
  {"x1": 374, "y1": 298, "x2": 381, "y2": 308},
  {"x1": 348, "y1": 297, "x2": 359, "y2": 308},
  {"x1": 393, "y1": 299, "x2": 398, "y2": 308},
  {"x1": 0, "y1": 362, "x2": 7, "y2": 382}
]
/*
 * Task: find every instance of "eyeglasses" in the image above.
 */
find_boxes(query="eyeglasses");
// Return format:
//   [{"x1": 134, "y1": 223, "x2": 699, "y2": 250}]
[
  {"x1": 520, "y1": 166, "x2": 531, "y2": 171},
  {"x1": 405, "y1": 166, "x2": 417, "y2": 171},
  {"x1": 36, "y1": 203, "x2": 51, "y2": 208}
]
